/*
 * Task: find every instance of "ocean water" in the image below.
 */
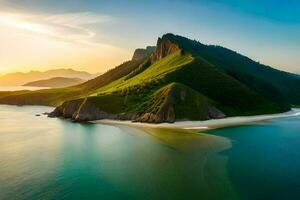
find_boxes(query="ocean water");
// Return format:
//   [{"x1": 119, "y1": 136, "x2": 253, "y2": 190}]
[
  {"x1": 0, "y1": 105, "x2": 233, "y2": 200},
  {"x1": 205, "y1": 114, "x2": 300, "y2": 200},
  {"x1": 1, "y1": 105, "x2": 300, "y2": 200}
]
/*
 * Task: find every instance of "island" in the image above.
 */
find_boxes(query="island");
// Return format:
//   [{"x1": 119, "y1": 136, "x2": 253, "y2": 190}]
[
  {"x1": 0, "y1": 33, "x2": 300, "y2": 123},
  {"x1": 23, "y1": 77, "x2": 85, "y2": 88}
]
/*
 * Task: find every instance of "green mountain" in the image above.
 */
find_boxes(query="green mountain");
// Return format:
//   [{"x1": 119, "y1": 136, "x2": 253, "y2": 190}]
[
  {"x1": 1, "y1": 34, "x2": 299, "y2": 123},
  {"x1": 23, "y1": 77, "x2": 85, "y2": 88},
  {"x1": 162, "y1": 34, "x2": 300, "y2": 105}
]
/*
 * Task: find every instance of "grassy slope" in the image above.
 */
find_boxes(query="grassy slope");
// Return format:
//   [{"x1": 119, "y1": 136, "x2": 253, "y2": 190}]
[
  {"x1": 0, "y1": 59, "x2": 145, "y2": 106},
  {"x1": 82, "y1": 81, "x2": 215, "y2": 120},
  {"x1": 91, "y1": 51, "x2": 193, "y2": 94},
  {"x1": 165, "y1": 58, "x2": 287, "y2": 115},
  {"x1": 83, "y1": 51, "x2": 286, "y2": 116},
  {"x1": 0, "y1": 87, "x2": 80, "y2": 106},
  {"x1": 165, "y1": 33, "x2": 300, "y2": 105},
  {"x1": 77, "y1": 59, "x2": 146, "y2": 92},
  {"x1": 72, "y1": 50, "x2": 286, "y2": 118},
  {"x1": 145, "y1": 82, "x2": 217, "y2": 120},
  {"x1": 75, "y1": 52, "x2": 196, "y2": 116}
]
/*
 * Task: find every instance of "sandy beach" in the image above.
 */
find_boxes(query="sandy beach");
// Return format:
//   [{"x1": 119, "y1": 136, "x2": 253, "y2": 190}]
[{"x1": 92, "y1": 108, "x2": 300, "y2": 130}]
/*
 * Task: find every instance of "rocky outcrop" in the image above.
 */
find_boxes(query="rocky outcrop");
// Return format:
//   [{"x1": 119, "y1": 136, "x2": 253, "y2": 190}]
[
  {"x1": 131, "y1": 35, "x2": 182, "y2": 75},
  {"x1": 48, "y1": 99, "x2": 83, "y2": 118},
  {"x1": 48, "y1": 98, "x2": 137, "y2": 122},
  {"x1": 132, "y1": 46, "x2": 156, "y2": 61},
  {"x1": 208, "y1": 106, "x2": 226, "y2": 119},
  {"x1": 73, "y1": 100, "x2": 119, "y2": 122},
  {"x1": 125, "y1": 35, "x2": 181, "y2": 81},
  {"x1": 150, "y1": 36, "x2": 181, "y2": 62}
]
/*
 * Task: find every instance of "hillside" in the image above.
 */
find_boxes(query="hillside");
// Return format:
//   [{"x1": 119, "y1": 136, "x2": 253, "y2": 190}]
[
  {"x1": 0, "y1": 68, "x2": 95, "y2": 86},
  {"x1": 163, "y1": 34, "x2": 300, "y2": 105},
  {"x1": 23, "y1": 77, "x2": 85, "y2": 88},
  {"x1": 1, "y1": 33, "x2": 300, "y2": 123},
  {"x1": 0, "y1": 59, "x2": 146, "y2": 106}
]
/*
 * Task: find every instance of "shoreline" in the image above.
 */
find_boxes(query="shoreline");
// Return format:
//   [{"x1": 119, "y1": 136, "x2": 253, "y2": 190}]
[
  {"x1": 1, "y1": 104, "x2": 299, "y2": 131},
  {"x1": 92, "y1": 108, "x2": 300, "y2": 130}
]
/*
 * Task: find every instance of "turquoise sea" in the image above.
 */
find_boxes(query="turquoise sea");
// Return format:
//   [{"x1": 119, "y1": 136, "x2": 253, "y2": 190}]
[
  {"x1": 205, "y1": 115, "x2": 300, "y2": 200},
  {"x1": 1, "y1": 105, "x2": 300, "y2": 199}
]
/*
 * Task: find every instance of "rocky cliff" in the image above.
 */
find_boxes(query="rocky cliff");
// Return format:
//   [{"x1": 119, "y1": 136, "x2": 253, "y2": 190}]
[
  {"x1": 132, "y1": 46, "x2": 156, "y2": 61},
  {"x1": 150, "y1": 35, "x2": 181, "y2": 62},
  {"x1": 48, "y1": 97, "x2": 136, "y2": 122}
]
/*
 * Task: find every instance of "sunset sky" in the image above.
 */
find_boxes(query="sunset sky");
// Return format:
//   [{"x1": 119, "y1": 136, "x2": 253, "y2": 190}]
[{"x1": 0, "y1": 0, "x2": 299, "y2": 75}]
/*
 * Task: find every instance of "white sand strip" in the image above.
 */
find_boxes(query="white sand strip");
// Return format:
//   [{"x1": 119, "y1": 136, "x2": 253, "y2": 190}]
[{"x1": 91, "y1": 109, "x2": 300, "y2": 130}]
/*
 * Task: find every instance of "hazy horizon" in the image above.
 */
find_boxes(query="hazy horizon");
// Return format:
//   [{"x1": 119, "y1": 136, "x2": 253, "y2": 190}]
[
  {"x1": 0, "y1": 0, "x2": 299, "y2": 75},
  {"x1": 0, "y1": 67, "x2": 103, "y2": 76}
]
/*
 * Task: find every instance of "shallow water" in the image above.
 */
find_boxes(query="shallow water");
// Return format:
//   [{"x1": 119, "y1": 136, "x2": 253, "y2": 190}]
[
  {"x1": 205, "y1": 114, "x2": 300, "y2": 200},
  {"x1": 2, "y1": 105, "x2": 299, "y2": 200},
  {"x1": 0, "y1": 105, "x2": 233, "y2": 200}
]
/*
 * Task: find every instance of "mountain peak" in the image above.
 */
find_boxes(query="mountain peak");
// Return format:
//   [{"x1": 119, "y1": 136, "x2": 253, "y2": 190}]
[
  {"x1": 131, "y1": 33, "x2": 189, "y2": 63},
  {"x1": 161, "y1": 33, "x2": 176, "y2": 39},
  {"x1": 150, "y1": 34, "x2": 182, "y2": 62}
]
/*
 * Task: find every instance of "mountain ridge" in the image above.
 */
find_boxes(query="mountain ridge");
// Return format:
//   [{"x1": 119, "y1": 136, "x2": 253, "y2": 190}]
[{"x1": 0, "y1": 33, "x2": 299, "y2": 123}]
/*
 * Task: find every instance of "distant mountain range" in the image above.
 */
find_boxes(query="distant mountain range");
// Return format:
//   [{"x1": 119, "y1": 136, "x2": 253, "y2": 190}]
[
  {"x1": 0, "y1": 69, "x2": 96, "y2": 86},
  {"x1": 23, "y1": 77, "x2": 86, "y2": 88},
  {"x1": 1, "y1": 33, "x2": 300, "y2": 123}
]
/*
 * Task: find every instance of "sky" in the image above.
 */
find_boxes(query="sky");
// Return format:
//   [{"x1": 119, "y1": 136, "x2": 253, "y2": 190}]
[{"x1": 0, "y1": 0, "x2": 299, "y2": 75}]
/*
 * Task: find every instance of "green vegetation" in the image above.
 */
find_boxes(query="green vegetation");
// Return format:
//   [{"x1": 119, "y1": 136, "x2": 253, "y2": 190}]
[
  {"x1": 93, "y1": 51, "x2": 193, "y2": 94},
  {"x1": 0, "y1": 87, "x2": 81, "y2": 106},
  {"x1": 85, "y1": 94, "x2": 127, "y2": 114},
  {"x1": 139, "y1": 82, "x2": 217, "y2": 120},
  {"x1": 0, "y1": 33, "x2": 299, "y2": 122},
  {"x1": 165, "y1": 59, "x2": 288, "y2": 116},
  {"x1": 164, "y1": 33, "x2": 300, "y2": 105}
]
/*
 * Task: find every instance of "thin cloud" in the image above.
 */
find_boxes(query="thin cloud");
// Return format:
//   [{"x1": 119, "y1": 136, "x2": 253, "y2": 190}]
[
  {"x1": 0, "y1": 11, "x2": 113, "y2": 46},
  {"x1": 46, "y1": 12, "x2": 112, "y2": 25}
]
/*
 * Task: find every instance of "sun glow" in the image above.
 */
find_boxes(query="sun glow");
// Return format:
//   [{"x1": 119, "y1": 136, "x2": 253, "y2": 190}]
[
  {"x1": 0, "y1": 13, "x2": 51, "y2": 34},
  {"x1": 0, "y1": 11, "x2": 131, "y2": 74}
]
